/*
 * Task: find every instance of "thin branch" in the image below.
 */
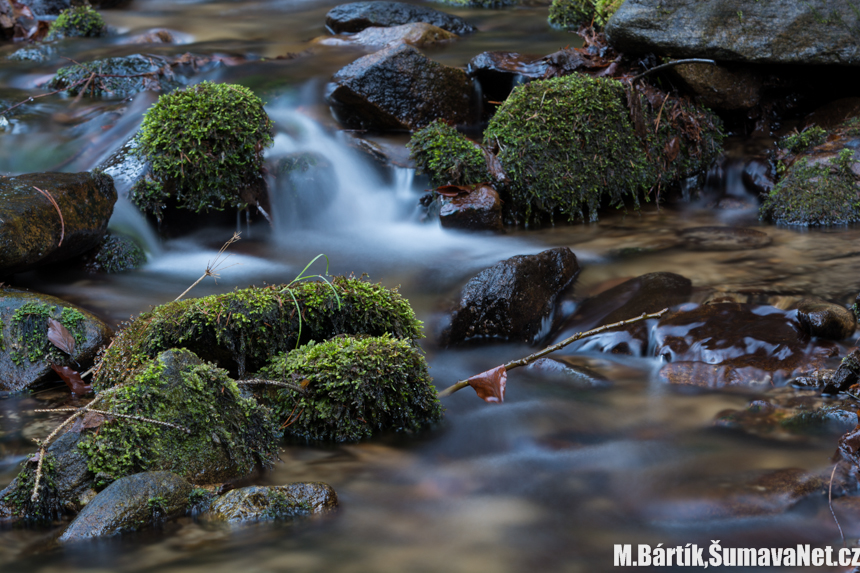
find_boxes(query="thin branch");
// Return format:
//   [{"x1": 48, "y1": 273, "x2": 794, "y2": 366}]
[
  {"x1": 437, "y1": 309, "x2": 669, "y2": 398},
  {"x1": 830, "y1": 463, "x2": 845, "y2": 544},
  {"x1": 175, "y1": 232, "x2": 242, "y2": 301},
  {"x1": 33, "y1": 186, "x2": 64, "y2": 247},
  {"x1": 629, "y1": 58, "x2": 716, "y2": 84},
  {"x1": 237, "y1": 379, "x2": 307, "y2": 393},
  {"x1": 34, "y1": 408, "x2": 192, "y2": 434}
]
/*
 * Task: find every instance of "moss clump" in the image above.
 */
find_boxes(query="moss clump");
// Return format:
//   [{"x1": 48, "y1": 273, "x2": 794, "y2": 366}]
[
  {"x1": 48, "y1": 55, "x2": 174, "y2": 98},
  {"x1": 94, "y1": 277, "x2": 424, "y2": 389},
  {"x1": 407, "y1": 120, "x2": 490, "y2": 187},
  {"x1": 8, "y1": 302, "x2": 86, "y2": 367},
  {"x1": 1, "y1": 454, "x2": 62, "y2": 524},
  {"x1": 131, "y1": 81, "x2": 273, "y2": 220},
  {"x1": 47, "y1": 5, "x2": 106, "y2": 40},
  {"x1": 548, "y1": 0, "x2": 624, "y2": 29},
  {"x1": 83, "y1": 232, "x2": 146, "y2": 274},
  {"x1": 483, "y1": 73, "x2": 723, "y2": 223},
  {"x1": 79, "y1": 349, "x2": 281, "y2": 488},
  {"x1": 258, "y1": 335, "x2": 443, "y2": 442}
]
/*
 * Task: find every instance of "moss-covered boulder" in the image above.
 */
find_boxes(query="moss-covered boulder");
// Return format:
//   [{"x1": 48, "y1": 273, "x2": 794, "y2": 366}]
[
  {"x1": 483, "y1": 73, "x2": 723, "y2": 223},
  {"x1": 47, "y1": 55, "x2": 176, "y2": 98},
  {"x1": 408, "y1": 119, "x2": 490, "y2": 187},
  {"x1": 94, "y1": 277, "x2": 424, "y2": 389},
  {"x1": 80, "y1": 349, "x2": 281, "y2": 487},
  {"x1": 130, "y1": 81, "x2": 273, "y2": 222},
  {"x1": 549, "y1": 0, "x2": 624, "y2": 30},
  {"x1": 0, "y1": 287, "x2": 113, "y2": 392},
  {"x1": 0, "y1": 171, "x2": 117, "y2": 276},
  {"x1": 46, "y1": 5, "x2": 106, "y2": 40},
  {"x1": 258, "y1": 335, "x2": 442, "y2": 442},
  {"x1": 760, "y1": 120, "x2": 860, "y2": 226}
]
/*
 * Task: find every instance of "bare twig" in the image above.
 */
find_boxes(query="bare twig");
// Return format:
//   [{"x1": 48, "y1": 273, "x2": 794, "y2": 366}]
[
  {"x1": 830, "y1": 463, "x2": 845, "y2": 544},
  {"x1": 629, "y1": 59, "x2": 716, "y2": 84},
  {"x1": 237, "y1": 378, "x2": 308, "y2": 393},
  {"x1": 437, "y1": 309, "x2": 669, "y2": 398},
  {"x1": 175, "y1": 232, "x2": 242, "y2": 301},
  {"x1": 34, "y1": 407, "x2": 192, "y2": 434},
  {"x1": 32, "y1": 186, "x2": 64, "y2": 247}
]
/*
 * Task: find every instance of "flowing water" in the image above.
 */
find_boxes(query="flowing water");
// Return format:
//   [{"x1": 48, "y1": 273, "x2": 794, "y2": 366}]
[{"x1": 2, "y1": 1, "x2": 860, "y2": 571}]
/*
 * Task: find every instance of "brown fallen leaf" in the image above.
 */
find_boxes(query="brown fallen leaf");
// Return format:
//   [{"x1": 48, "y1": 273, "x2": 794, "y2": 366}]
[
  {"x1": 70, "y1": 410, "x2": 111, "y2": 433},
  {"x1": 435, "y1": 184, "x2": 477, "y2": 197},
  {"x1": 665, "y1": 136, "x2": 681, "y2": 162},
  {"x1": 47, "y1": 317, "x2": 76, "y2": 355},
  {"x1": 50, "y1": 363, "x2": 92, "y2": 395},
  {"x1": 466, "y1": 365, "x2": 507, "y2": 403}
]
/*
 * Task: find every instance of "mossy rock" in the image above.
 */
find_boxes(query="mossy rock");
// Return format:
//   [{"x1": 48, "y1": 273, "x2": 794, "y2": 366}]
[
  {"x1": 0, "y1": 452, "x2": 63, "y2": 524},
  {"x1": 47, "y1": 55, "x2": 175, "y2": 98},
  {"x1": 258, "y1": 335, "x2": 442, "y2": 442},
  {"x1": 79, "y1": 348, "x2": 281, "y2": 487},
  {"x1": 130, "y1": 81, "x2": 273, "y2": 221},
  {"x1": 407, "y1": 119, "x2": 489, "y2": 187},
  {"x1": 46, "y1": 5, "x2": 106, "y2": 40},
  {"x1": 483, "y1": 73, "x2": 723, "y2": 223},
  {"x1": 94, "y1": 277, "x2": 424, "y2": 389},
  {"x1": 548, "y1": 0, "x2": 624, "y2": 29},
  {"x1": 80, "y1": 232, "x2": 146, "y2": 274}
]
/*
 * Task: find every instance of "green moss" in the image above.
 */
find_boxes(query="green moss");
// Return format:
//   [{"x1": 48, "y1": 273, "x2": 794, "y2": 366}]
[
  {"x1": 258, "y1": 335, "x2": 443, "y2": 442},
  {"x1": 188, "y1": 487, "x2": 215, "y2": 513},
  {"x1": 2, "y1": 454, "x2": 62, "y2": 524},
  {"x1": 47, "y1": 5, "x2": 106, "y2": 40},
  {"x1": 483, "y1": 73, "x2": 723, "y2": 223},
  {"x1": 8, "y1": 302, "x2": 85, "y2": 366},
  {"x1": 549, "y1": 0, "x2": 624, "y2": 29},
  {"x1": 94, "y1": 277, "x2": 424, "y2": 390},
  {"x1": 131, "y1": 81, "x2": 273, "y2": 220},
  {"x1": 79, "y1": 349, "x2": 281, "y2": 487},
  {"x1": 407, "y1": 120, "x2": 490, "y2": 187},
  {"x1": 778, "y1": 126, "x2": 827, "y2": 155}
]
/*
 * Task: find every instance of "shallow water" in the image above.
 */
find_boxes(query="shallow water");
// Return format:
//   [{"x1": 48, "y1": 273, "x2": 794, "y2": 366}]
[{"x1": 2, "y1": 1, "x2": 860, "y2": 571}]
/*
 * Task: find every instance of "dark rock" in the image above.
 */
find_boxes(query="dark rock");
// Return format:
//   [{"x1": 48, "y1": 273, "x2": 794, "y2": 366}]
[
  {"x1": 441, "y1": 247, "x2": 579, "y2": 345},
  {"x1": 555, "y1": 272, "x2": 692, "y2": 356},
  {"x1": 58, "y1": 472, "x2": 192, "y2": 542},
  {"x1": 832, "y1": 349, "x2": 860, "y2": 392},
  {"x1": 47, "y1": 54, "x2": 176, "y2": 98},
  {"x1": 438, "y1": 184, "x2": 503, "y2": 232},
  {"x1": 467, "y1": 51, "x2": 547, "y2": 107},
  {"x1": 804, "y1": 97, "x2": 860, "y2": 130},
  {"x1": 26, "y1": 0, "x2": 70, "y2": 17},
  {"x1": 326, "y1": 2, "x2": 475, "y2": 34},
  {"x1": 318, "y1": 22, "x2": 458, "y2": 48},
  {"x1": 203, "y1": 483, "x2": 337, "y2": 522},
  {"x1": 654, "y1": 303, "x2": 838, "y2": 388},
  {"x1": 79, "y1": 232, "x2": 146, "y2": 274},
  {"x1": 606, "y1": 0, "x2": 860, "y2": 66},
  {"x1": 328, "y1": 43, "x2": 473, "y2": 131},
  {"x1": 742, "y1": 158, "x2": 774, "y2": 195},
  {"x1": 671, "y1": 62, "x2": 761, "y2": 110},
  {"x1": 95, "y1": 139, "x2": 147, "y2": 198},
  {"x1": 0, "y1": 171, "x2": 117, "y2": 276},
  {"x1": 791, "y1": 298, "x2": 856, "y2": 341},
  {"x1": 0, "y1": 286, "x2": 113, "y2": 392},
  {"x1": 677, "y1": 226, "x2": 771, "y2": 251}
]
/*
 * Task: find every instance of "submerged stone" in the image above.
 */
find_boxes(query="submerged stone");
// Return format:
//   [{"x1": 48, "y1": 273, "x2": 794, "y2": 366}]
[
  {"x1": 94, "y1": 277, "x2": 424, "y2": 389},
  {"x1": 0, "y1": 171, "x2": 117, "y2": 276},
  {"x1": 47, "y1": 54, "x2": 176, "y2": 97},
  {"x1": 441, "y1": 247, "x2": 580, "y2": 346},
  {"x1": 438, "y1": 184, "x2": 504, "y2": 232},
  {"x1": 326, "y1": 2, "x2": 475, "y2": 34},
  {"x1": 203, "y1": 483, "x2": 337, "y2": 522},
  {"x1": 0, "y1": 287, "x2": 113, "y2": 392},
  {"x1": 58, "y1": 472, "x2": 193, "y2": 542},
  {"x1": 677, "y1": 226, "x2": 771, "y2": 251},
  {"x1": 258, "y1": 335, "x2": 442, "y2": 442}
]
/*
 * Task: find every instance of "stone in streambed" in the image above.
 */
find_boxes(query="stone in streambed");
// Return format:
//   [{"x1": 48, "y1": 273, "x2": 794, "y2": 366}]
[
  {"x1": 47, "y1": 54, "x2": 176, "y2": 97},
  {"x1": 438, "y1": 184, "x2": 503, "y2": 232},
  {"x1": 317, "y1": 23, "x2": 458, "y2": 49},
  {"x1": 328, "y1": 43, "x2": 473, "y2": 131},
  {"x1": 441, "y1": 247, "x2": 579, "y2": 346},
  {"x1": 791, "y1": 298, "x2": 856, "y2": 341},
  {"x1": 78, "y1": 232, "x2": 146, "y2": 274},
  {"x1": 202, "y1": 483, "x2": 337, "y2": 522},
  {"x1": 677, "y1": 226, "x2": 771, "y2": 251},
  {"x1": 58, "y1": 472, "x2": 192, "y2": 542},
  {"x1": 0, "y1": 171, "x2": 117, "y2": 276},
  {"x1": 0, "y1": 286, "x2": 113, "y2": 392},
  {"x1": 326, "y1": 2, "x2": 475, "y2": 35}
]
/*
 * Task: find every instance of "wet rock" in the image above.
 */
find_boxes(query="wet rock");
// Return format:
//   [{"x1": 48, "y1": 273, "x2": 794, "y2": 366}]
[
  {"x1": 804, "y1": 97, "x2": 860, "y2": 131},
  {"x1": 127, "y1": 29, "x2": 175, "y2": 44},
  {"x1": 78, "y1": 232, "x2": 146, "y2": 274},
  {"x1": 677, "y1": 226, "x2": 771, "y2": 251},
  {"x1": 0, "y1": 286, "x2": 113, "y2": 392},
  {"x1": 318, "y1": 23, "x2": 458, "y2": 48},
  {"x1": 441, "y1": 247, "x2": 579, "y2": 346},
  {"x1": 26, "y1": 0, "x2": 71, "y2": 17},
  {"x1": 0, "y1": 171, "x2": 117, "y2": 276},
  {"x1": 557, "y1": 272, "x2": 692, "y2": 356},
  {"x1": 791, "y1": 298, "x2": 856, "y2": 341},
  {"x1": 671, "y1": 62, "x2": 761, "y2": 110},
  {"x1": 328, "y1": 43, "x2": 473, "y2": 131},
  {"x1": 832, "y1": 349, "x2": 860, "y2": 392},
  {"x1": 272, "y1": 153, "x2": 337, "y2": 227},
  {"x1": 438, "y1": 184, "x2": 503, "y2": 232},
  {"x1": 467, "y1": 51, "x2": 547, "y2": 106},
  {"x1": 204, "y1": 483, "x2": 337, "y2": 522},
  {"x1": 742, "y1": 158, "x2": 774, "y2": 195},
  {"x1": 643, "y1": 468, "x2": 824, "y2": 520},
  {"x1": 525, "y1": 357, "x2": 611, "y2": 388},
  {"x1": 95, "y1": 138, "x2": 147, "y2": 197},
  {"x1": 45, "y1": 5, "x2": 106, "y2": 40},
  {"x1": 58, "y1": 472, "x2": 192, "y2": 542},
  {"x1": 326, "y1": 1, "x2": 475, "y2": 34},
  {"x1": 47, "y1": 54, "x2": 176, "y2": 98},
  {"x1": 654, "y1": 303, "x2": 837, "y2": 388},
  {"x1": 606, "y1": 0, "x2": 860, "y2": 66}
]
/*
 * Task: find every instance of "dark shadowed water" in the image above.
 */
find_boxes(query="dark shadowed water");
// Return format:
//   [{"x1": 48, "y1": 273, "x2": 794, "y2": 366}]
[{"x1": 2, "y1": 1, "x2": 860, "y2": 571}]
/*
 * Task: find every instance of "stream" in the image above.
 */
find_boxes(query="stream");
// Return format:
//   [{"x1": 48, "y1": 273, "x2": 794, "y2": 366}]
[{"x1": 2, "y1": 1, "x2": 860, "y2": 571}]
